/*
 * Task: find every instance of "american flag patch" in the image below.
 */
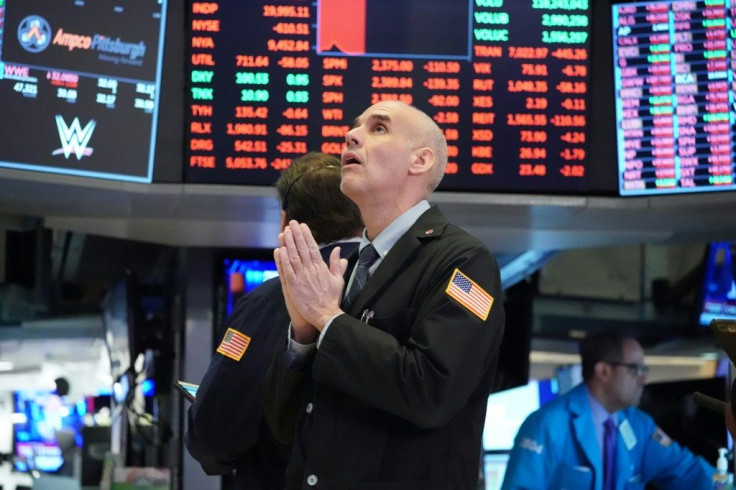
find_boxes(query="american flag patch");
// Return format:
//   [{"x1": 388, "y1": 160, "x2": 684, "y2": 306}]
[
  {"x1": 652, "y1": 427, "x2": 672, "y2": 447},
  {"x1": 445, "y1": 268, "x2": 493, "y2": 321},
  {"x1": 217, "y1": 328, "x2": 251, "y2": 361}
]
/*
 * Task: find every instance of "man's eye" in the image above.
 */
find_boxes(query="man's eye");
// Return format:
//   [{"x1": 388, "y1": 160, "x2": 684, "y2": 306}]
[{"x1": 373, "y1": 124, "x2": 386, "y2": 133}]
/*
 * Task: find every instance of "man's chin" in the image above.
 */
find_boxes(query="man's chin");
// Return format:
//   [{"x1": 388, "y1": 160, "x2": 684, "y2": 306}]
[{"x1": 340, "y1": 176, "x2": 363, "y2": 199}]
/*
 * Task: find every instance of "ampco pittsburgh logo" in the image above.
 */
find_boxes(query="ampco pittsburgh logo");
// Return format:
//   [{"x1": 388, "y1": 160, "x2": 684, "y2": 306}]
[
  {"x1": 52, "y1": 115, "x2": 96, "y2": 160},
  {"x1": 17, "y1": 15, "x2": 52, "y2": 53}
]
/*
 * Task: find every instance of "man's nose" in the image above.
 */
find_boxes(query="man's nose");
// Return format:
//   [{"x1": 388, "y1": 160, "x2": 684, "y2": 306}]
[{"x1": 344, "y1": 127, "x2": 360, "y2": 147}]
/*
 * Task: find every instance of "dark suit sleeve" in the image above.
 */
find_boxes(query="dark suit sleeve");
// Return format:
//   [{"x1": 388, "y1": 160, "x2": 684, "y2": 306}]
[
  {"x1": 185, "y1": 279, "x2": 290, "y2": 473},
  {"x1": 313, "y1": 239, "x2": 504, "y2": 428},
  {"x1": 262, "y1": 344, "x2": 311, "y2": 445}
]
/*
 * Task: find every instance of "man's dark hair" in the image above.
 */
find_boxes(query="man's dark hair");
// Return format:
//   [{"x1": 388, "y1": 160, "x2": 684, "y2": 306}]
[
  {"x1": 579, "y1": 330, "x2": 631, "y2": 382},
  {"x1": 275, "y1": 152, "x2": 363, "y2": 244}
]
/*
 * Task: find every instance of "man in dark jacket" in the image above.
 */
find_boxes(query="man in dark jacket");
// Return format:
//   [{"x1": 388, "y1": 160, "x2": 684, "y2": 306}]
[
  {"x1": 266, "y1": 101, "x2": 505, "y2": 489},
  {"x1": 185, "y1": 152, "x2": 363, "y2": 489}
]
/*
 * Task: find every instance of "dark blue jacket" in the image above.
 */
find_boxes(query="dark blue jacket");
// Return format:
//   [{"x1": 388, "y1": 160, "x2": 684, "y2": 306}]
[
  {"x1": 186, "y1": 241, "x2": 358, "y2": 489},
  {"x1": 265, "y1": 207, "x2": 505, "y2": 489}
]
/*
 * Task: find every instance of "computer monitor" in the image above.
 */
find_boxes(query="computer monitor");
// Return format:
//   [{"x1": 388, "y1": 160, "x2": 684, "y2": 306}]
[
  {"x1": 482, "y1": 453, "x2": 511, "y2": 490},
  {"x1": 698, "y1": 242, "x2": 736, "y2": 327},
  {"x1": 102, "y1": 271, "x2": 143, "y2": 382},
  {"x1": 481, "y1": 379, "x2": 558, "y2": 489},
  {"x1": 482, "y1": 378, "x2": 558, "y2": 452},
  {"x1": 222, "y1": 258, "x2": 278, "y2": 317},
  {"x1": 12, "y1": 390, "x2": 86, "y2": 473}
]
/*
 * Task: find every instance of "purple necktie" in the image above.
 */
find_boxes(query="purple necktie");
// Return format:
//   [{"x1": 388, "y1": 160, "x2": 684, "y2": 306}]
[{"x1": 603, "y1": 417, "x2": 617, "y2": 490}]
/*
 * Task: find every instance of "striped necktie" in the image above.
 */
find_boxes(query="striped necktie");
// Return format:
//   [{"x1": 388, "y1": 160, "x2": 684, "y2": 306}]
[{"x1": 342, "y1": 244, "x2": 378, "y2": 309}]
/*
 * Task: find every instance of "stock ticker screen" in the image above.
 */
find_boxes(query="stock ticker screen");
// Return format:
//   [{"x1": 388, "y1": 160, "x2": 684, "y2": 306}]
[
  {"x1": 186, "y1": 0, "x2": 592, "y2": 193},
  {"x1": 0, "y1": 0, "x2": 167, "y2": 182},
  {"x1": 613, "y1": 0, "x2": 736, "y2": 196}
]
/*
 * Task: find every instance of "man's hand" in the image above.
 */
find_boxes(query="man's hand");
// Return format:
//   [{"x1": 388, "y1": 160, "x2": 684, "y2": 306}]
[
  {"x1": 278, "y1": 220, "x2": 348, "y2": 329},
  {"x1": 274, "y1": 242, "x2": 318, "y2": 344}
]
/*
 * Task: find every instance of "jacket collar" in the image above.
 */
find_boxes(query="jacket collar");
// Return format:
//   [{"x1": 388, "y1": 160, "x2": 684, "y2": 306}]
[
  {"x1": 344, "y1": 206, "x2": 447, "y2": 313},
  {"x1": 569, "y1": 384, "x2": 603, "y2": 479}
]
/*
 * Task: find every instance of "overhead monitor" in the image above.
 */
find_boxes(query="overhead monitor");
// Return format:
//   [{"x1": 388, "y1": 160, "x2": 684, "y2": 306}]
[
  {"x1": 186, "y1": 0, "x2": 592, "y2": 194},
  {"x1": 612, "y1": 0, "x2": 736, "y2": 196},
  {"x1": 0, "y1": 0, "x2": 168, "y2": 182}
]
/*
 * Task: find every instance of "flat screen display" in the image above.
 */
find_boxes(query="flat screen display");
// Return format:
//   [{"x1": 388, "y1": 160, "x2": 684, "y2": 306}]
[
  {"x1": 13, "y1": 391, "x2": 88, "y2": 473},
  {"x1": 186, "y1": 0, "x2": 592, "y2": 194},
  {"x1": 612, "y1": 0, "x2": 736, "y2": 196},
  {"x1": 0, "y1": 0, "x2": 168, "y2": 182},
  {"x1": 102, "y1": 272, "x2": 141, "y2": 381},
  {"x1": 482, "y1": 453, "x2": 510, "y2": 490},
  {"x1": 223, "y1": 258, "x2": 278, "y2": 316},
  {"x1": 482, "y1": 378, "x2": 557, "y2": 452},
  {"x1": 698, "y1": 242, "x2": 736, "y2": 326}
]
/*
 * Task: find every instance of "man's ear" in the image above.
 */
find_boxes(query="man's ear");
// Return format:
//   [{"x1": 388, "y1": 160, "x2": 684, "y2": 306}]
[
  {"x1": 408, "y1": 147, "x2": 434, "y2": 176},
  {"x1": 279, "y1": 210, "x2": 287, "y2": 231},
  {"x1": 594, "y1": 361, "x2": 612, "y2": 381}
]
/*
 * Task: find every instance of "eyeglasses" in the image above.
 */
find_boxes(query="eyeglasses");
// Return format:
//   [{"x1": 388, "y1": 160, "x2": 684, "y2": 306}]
[{"x1": 606, "y1": 361, "x2": 650, "y2": 376}]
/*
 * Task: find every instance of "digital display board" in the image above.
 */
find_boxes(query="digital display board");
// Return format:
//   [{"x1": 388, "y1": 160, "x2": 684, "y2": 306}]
[
  {"x1": 612, "y1": 0, "x2": 736, "y2": 196},
  {"x1": 186, "y1": 0, "x2": 592, "y2": 193},
  {"x1": 0, "y1": 0, "x2": 168, "y2": 182}
]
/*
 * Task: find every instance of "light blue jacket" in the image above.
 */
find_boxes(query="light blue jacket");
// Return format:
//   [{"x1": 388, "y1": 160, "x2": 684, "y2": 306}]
[{"x1": 501, "y1": 384, "x2": 715, "y2": 489}]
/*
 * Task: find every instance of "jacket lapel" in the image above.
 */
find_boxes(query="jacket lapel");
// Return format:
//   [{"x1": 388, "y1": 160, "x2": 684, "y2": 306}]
[
  {"x1": 344, "y1": 207, "x2": 447, "y2": 314},
  {"x1": 569, "y1": 385, "x2": 603, "y2": 488}
]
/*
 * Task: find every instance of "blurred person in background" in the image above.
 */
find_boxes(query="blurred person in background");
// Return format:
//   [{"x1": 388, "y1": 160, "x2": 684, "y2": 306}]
[{"x1": 502, "y1": 330, "x2": 715, "y2": 489}]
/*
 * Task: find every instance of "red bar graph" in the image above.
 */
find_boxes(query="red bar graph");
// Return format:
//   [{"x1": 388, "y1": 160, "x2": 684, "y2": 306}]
[{"x1": 319, "y1": 0, "x2": 365, "y2": 55}]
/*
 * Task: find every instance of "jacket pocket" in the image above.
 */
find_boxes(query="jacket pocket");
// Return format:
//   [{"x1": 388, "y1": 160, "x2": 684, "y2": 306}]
[
  {"x1": 550, "y1": 464, "x2": 593, "y2": 489},
  {"x1": 366, "y1": 308, "x2": 417, "y2": 344}
]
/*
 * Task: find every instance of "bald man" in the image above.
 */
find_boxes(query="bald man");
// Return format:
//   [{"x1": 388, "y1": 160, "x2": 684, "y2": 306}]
[{"x1": 264, "y1": 101, "x2": 506, "y2": 488}]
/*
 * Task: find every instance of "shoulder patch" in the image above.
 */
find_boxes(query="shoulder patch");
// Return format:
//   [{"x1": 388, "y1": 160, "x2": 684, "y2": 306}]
[
  {"x1": 217, "y1": 328, "x2": 251, "y2": 361},
  {"x1": 519, "y1": 437, "x2": 544, "y2": 454},
  {"x1": 445, "y1": 268, "x2": 493, "y2": 321},
  {"x1": 651, "y1": 426, "x2": 672, "y2": 447}
]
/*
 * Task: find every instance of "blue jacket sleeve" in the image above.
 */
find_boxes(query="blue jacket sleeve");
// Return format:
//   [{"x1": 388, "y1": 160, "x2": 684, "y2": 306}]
[
  {"x1": 501, "y1": 407, "x2": 596, "y2": 490},
  {"x1": 632, "y1": 410, "x2": 715, "y2": 489}
]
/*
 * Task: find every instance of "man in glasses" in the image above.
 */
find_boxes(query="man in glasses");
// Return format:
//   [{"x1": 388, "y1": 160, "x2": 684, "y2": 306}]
[{"x1": 502, "y1": 330, "x2": 715, "y2": 489}]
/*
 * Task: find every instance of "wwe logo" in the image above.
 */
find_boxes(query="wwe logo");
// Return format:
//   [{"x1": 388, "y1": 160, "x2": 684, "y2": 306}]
[{"x1": 52, "y1": 116, "x2": 96, "y2": 160}]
